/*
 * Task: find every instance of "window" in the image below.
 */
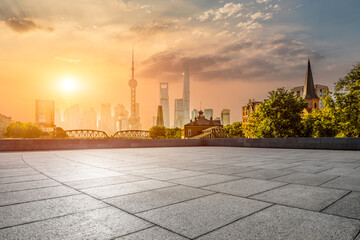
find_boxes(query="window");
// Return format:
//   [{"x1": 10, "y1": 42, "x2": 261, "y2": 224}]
[
  {"x1": 188, "y1": 129, "x2": 191, "y2": 137},
  {"x1": 297, "y1": 91, "x2": 300, "y2": 96},
  {"x1": 314, "y1": 103, "x2": 317, "y2": 109}
]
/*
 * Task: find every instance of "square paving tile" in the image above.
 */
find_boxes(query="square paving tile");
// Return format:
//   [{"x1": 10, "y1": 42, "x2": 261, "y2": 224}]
[
  {"x1": 203, "y1": 166, "x2": 255, "y2": 175},
  {"x1": 105, "y1": 185, "x2": 213, "y2": 213},
  {"x1": 236, "y1": 169, "x2": 294, "y2": 180},
  {"x1": 0, "y1": 195, "x2": 106, "y2": 228},
  {"x1": 0, "y1": 207, "x2": 152, "y2": 240},
  {"x1": 0, "y1": 185, "x2": 79, "y2": 206},
  {"x1": 170, "y1": 174, "x2": 241, "y2": 187},
  {"x1": 145, "y1": 170, "x2": 207, "y2": 180},
  {"x1": 203, "y1": 178, "x2": 287, "y2": 197},
  {"x1": 252, "y1": 184, "x2": 348, "y2": 211},
  {"x1": 271, "y1": 172, "x2": 337, "y2": 186},
  {"x1": 319, "y1": 168, "x2": 359, "y2": 176},
  {"x1": 137, "y1": 193, "x2": 271, "y2": 239},
  {"x1": 0, "y1": 174, "x2": 48, "y2": 184},
  {"x1": 321, "y1": 176, "x2": 360, "y2": 191},
  {"x1": 82, "y1": 180, "x2": 175, "y2": 199},
  {"x1": 287, "y1": 165, "x2": 332, "y2": 174},
  {"x1": 64, "y1": 175, "x2": 145, "y2": 190},
  {"x1": 323, "y1": 192, "x2": 360, "y2": 220},
  {"x1": 0, "y1": 179, "x2": 61, "y2": 193},
  {"x1": 115, "y1": 226, "x2": 187, "y2": 240},
  {"x1": 197, "y1": 205, "x2": 360, "y2": 240}
]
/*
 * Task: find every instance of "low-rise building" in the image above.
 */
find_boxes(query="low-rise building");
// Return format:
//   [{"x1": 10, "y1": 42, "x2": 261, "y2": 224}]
[
  {"x1": 242, "y1": 99, "x2": 261, "y2": 124},
  {"x1": 182, "y1": 110, "x2": 222, "y2": 138}
]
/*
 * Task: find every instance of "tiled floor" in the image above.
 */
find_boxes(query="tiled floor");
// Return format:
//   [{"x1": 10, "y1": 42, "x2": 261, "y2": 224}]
[{"x1": 1, "y1": 147, "x2": 360, "y2": 239}]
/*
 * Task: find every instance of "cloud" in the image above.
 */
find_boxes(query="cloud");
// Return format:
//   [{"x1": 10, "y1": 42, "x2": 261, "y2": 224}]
[
  {"x1": 268, "y1": 38, "x2": 325, "y2": 61},
  {"x1": 256, "y1": 0, "x2": 271, "y2": 3},
  {"x1": 197, "y1": 2, "x2": 243, "y2": 22},
  {"x1": 56, "y1": 57, "x2": 81, "y2": 64},
  {"x1": 237, "y1": 20, "x2": 262, "y2": 30},
  {"x1": 251, "y1": 11, "x2": 273, "y2": 20},
  {"x1": 4, "y1": 17, "x2": 53, "y2": 33},
  {"x1": 131, "y1": 18, "x2": 179, "y2": 33}
]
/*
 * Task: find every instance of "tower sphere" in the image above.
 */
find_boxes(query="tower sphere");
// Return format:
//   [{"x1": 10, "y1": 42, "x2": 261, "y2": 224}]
[{"x1": 129, "y1": 78, "x2": 137, "y2": 88}]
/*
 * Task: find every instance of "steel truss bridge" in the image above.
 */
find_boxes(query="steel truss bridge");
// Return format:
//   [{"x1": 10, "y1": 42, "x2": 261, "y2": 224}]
[
  {"x1": 191, "y1": 126, "x2": 231, "y2": 139},
  {"x1": 65, "y1": 130, "x2": 149, "y2": 139}
]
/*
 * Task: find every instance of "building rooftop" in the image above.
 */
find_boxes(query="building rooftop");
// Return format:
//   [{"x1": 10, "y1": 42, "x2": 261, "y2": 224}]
[{"x1": 1, "y1": 147, "x2": 360, "y2": 239}]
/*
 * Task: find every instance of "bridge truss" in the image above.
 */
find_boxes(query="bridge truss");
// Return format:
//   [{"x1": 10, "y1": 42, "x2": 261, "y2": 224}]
[
  {"x1": 65, "y1": 130, "x2": 109, "y2": 139},
  {"x1": 64, "y1": 129, "x2": 149, "y2": 139}
]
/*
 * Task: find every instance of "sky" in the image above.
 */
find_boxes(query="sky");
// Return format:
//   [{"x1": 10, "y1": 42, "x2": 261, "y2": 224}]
[{"x1": 0, "y1": 0, "x2": 359, "y2": 129}]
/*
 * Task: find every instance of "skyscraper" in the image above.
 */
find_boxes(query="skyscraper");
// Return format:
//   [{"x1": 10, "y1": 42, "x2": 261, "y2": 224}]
[
  {"x1": 204, "y1": 109, "x2": 213, "y2": 120},
  {"x1": 128, "y1": 49, "x2": 141, "y2": 130},
  {"x1": 35, "y1": 100, "x2": 55, "y2": 129},
  {"x1": 81, "y1": 108, "x2": 97, "y2": 129},
  {"x1": 174, "y1": 99, "x2": 184, "y2": 128},
  {"x1": 156, "y1": 105, "x2": 164, "y2": 127},
  {"x1": 221, "y1": 109, "x2": 230, "y2": 126},
  {"x1": 99, "y1": 103, "x2": 112, "y2": 134},
  {"x1": 182, "y1": 63, "x2": 190, "y2": 125},
  {"x1": 159, "y1": 83, "x2": 170, "y2": 128}
]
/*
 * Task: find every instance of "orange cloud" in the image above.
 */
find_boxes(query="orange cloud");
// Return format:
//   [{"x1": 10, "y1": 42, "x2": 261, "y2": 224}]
[{"x1": 5, "y1": 17, "x2": 54, "y2": 33}]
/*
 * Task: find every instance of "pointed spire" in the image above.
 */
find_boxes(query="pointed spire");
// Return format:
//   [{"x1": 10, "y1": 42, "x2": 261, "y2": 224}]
[
  {"x1": 131, "y1": 47, "x2": 135, "y2": 80},
  {"x1": 303, "y1": 59, "x2": 319, "y2": 99}
]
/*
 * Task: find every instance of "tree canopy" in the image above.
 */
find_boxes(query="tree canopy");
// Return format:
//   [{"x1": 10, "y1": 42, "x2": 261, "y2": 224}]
[
  {"x1": 4, "y1": 122, "x2": 45, "y2": 138},
  {"x1": 243, "y1": 88, "x2": 307, "y2": 138},
  {"x1": 224, "y1": 122, "x2": 244, "y2": 137}
]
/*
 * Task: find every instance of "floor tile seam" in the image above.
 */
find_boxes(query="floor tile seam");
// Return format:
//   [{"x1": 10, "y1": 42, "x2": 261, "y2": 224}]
[
  {"x1": 353, "y1": 228, "x2": 360, "y2": 240},
  {"x1": 132, "y1": 192, "x2": 218, "y2": 215},
  {"x1": 263, "y1": 172, "x2": 298, "y2": 180},
  {"x1": 176, "y1": 177, "x2": 245, "y2": 189},
  {"x1": 244, "y1": 194, "x2": 360, "y2": 219},
  {"x1": 0, "y1": 183, "x2": 63, "y2": 194},
  {"x1": 319, "y1": 190, "x2": 353, "y2": 212},
  {"x1": 199, "y1": 187, "x2": 335, "y2": 213},
  {"x1": 108, "y1": 225, "x2": 157, "y2": 240},
  {"x1": 142, "y1": 172, "x2": 210, "y2": 181},
  {"x1": 0, "y1": 193, "x2": 82, "y2": 208},
  {"x1": 100, "y1": 184, "x2": 183, "y2": 200},
  {"x1": 66, "y1": 178, "x2": 149, "y2": 191},
  {"x1": 261, "y1": 178, "x2": 342, "y2": 188},
  {"x1": 315, "y1": 175, "x2": 340, "y2": 187},
  {"x1": 192, "y1": 204, "x2": 274, "y2": 240},
  {"x1": 206, "y1": 168, "x2": 260, "y2": 175},
  {"x1": 0, "y1": 177, "x2": 50, "y2": 185},
  {"x1": 104, "y1": 200, "x2": 192, "y2": 240},
  {"x1": 0, "y1": 205, "x2": 110, "y2": 231},
  {"x1": 0, "y1": 173, "x2": 40, "y2": 179}
]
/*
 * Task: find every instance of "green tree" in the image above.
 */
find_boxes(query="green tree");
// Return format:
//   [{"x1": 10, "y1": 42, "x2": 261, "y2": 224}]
[
  {"x1": 332, "y1": 63, "x2": 360, "y2": 137},
  {"x1": 165, "y1": 128, "x2": 181, "y2": 139},
  {"x1": 243, "y1": 88, "x2": 307, "y2": 138},
  {"x1": 4, "y1": 122, "x2": 44, "y2": 138},
  {"x1": 149, "y1": 126, "x2": 166, "y2": 139},
  {"x1": 302, "y1": 108, "x2": 338, "y2": 137},
  {"x1": 224, "y1": 122, "x2": 244, "y2": 137}
]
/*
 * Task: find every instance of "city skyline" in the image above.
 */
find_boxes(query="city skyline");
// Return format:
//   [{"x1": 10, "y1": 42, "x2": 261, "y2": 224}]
[{"x1": 0, "y1": 0, "x2": 359, "y2": 129}]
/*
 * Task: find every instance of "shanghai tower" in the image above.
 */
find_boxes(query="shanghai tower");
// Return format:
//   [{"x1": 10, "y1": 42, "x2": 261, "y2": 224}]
[{"x1": 182, "y1": 63, "x2": 190, "y2": 124}]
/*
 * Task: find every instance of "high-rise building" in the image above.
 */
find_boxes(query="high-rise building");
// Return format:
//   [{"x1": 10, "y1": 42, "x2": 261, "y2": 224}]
[
  {"x1": 191, "y1": 109, "x2": 199, "y2": 121},
  {"x1": 204, "y1": 109, "x2": 213, "y2": 120},
  {"x1": 63, "y1": 104, "x2": 80, "y2": 130},
  {"x1": 156, "y1": 105, "x2": 164, "y2": 127},
  {"x1": 35, "y1": 100, "x2": 55, "y2": 129},
  {"x1": 99, "y1": 103, "x2": 113, "y2": 134},
  {"x1": 174, "y1": 99, "x2": 184, "y2": 128},
  {"x1": 114, "y1": 104, "x2": 128, "y2": 131},
  {"x1": 182, "y1": 63, "x2": 190, "y2": 125},
  {"x1": 80, "y1": 108, "x2": 97, "y2": 129},
  {"x1": 221, "y1": 109, "x2": 230, "y2": 126},
  {"x1": 128, "y1": 49, "x2": 141, "y2": 130},
  {"x1": 159, "y1": 83, "x2": 170, "y2": 128}
]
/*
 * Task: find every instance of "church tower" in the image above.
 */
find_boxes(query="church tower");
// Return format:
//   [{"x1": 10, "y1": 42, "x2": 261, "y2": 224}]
[{"x1": 303, "y1": 59, "x2": 320, "y2": 113}]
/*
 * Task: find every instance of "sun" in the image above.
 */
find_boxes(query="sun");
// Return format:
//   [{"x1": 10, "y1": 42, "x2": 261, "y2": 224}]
[{"x1": 60, "y1": 77, "x2": 77, "y2": 92}]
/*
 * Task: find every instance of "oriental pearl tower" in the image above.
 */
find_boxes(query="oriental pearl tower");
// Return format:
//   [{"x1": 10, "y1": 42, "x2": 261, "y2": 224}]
[{"x1": 128, "y1": 49, "x2": 141, "y2": 130}]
